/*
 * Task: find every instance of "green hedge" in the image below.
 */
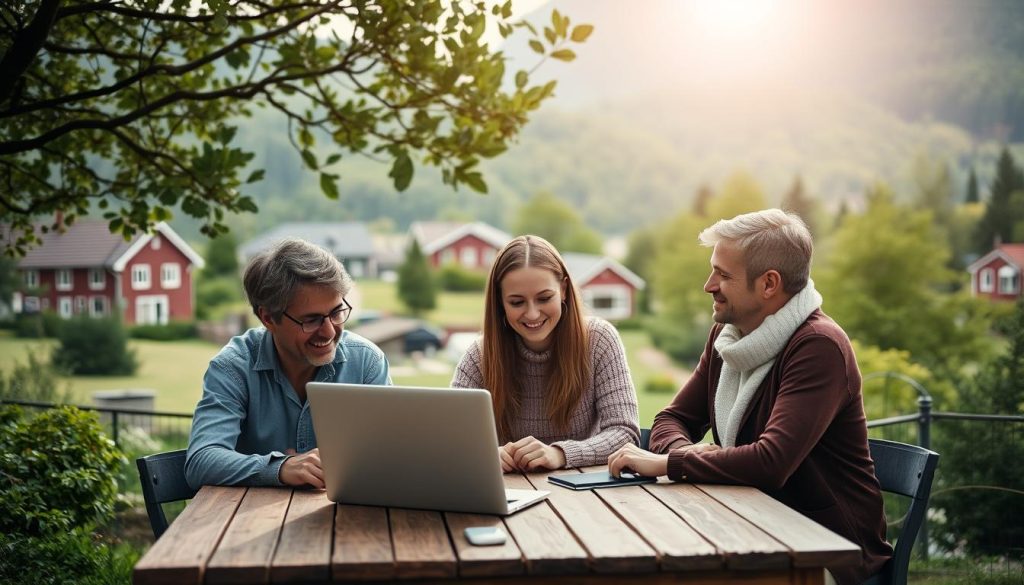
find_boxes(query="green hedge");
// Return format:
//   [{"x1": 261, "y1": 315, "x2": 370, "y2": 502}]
[
  {"x1": 52, "y1": 315, "x2": 137, "y2": 375},
  {"x1": 436, "y1": 264, "x2": 487, "y2": 292},
  {"x1": 130, "y1": 321, "x2": 198, "y2": 341}
]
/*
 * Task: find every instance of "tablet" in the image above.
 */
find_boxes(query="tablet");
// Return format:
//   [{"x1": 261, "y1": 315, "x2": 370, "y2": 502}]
[{"x1": 548, "y1": 470, "x2": 656, "y2": 490}]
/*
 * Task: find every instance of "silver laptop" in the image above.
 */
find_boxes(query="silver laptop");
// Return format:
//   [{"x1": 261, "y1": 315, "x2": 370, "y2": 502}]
[{"x1": 307, "y1": 382, "x2": 549, "y2": 515}]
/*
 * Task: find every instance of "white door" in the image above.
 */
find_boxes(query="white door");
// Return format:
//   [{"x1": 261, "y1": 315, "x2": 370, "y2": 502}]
[{"x1": 136, "y1": 295, "x2": 169, "y2": 325}]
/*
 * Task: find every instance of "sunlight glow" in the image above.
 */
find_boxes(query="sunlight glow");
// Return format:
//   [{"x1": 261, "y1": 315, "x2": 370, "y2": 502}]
[{"x1": 690, "y1": 0, "x2": 783, "y2": 41}]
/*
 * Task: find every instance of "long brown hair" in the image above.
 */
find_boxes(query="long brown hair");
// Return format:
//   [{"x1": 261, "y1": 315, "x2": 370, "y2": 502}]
[{"x1": 482, "y1": 235, "x2": 591, "y2": 441}]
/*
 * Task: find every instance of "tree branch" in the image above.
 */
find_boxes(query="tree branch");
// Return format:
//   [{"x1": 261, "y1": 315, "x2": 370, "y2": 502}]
[{"x1": 0, "y1": 0, "x2": 60, "y2": 106}]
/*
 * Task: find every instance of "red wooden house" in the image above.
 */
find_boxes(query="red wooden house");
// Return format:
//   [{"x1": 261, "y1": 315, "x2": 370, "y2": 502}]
[
  {"x1": 967, "y1": 243, "x2": 1024, "y2": 301},
  {"x1": 563, "y1": 252, "x2": 646, "y2": 321},
  {"x1": 10, "y1": 220, "x2": 205, "y2": 324},
  {"x1": 409, "y1": 221, "x2": 512, "y2": 271}
]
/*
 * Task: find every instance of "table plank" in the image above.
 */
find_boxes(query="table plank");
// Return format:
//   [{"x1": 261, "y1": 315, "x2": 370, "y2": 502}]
[
  {"x1": 269, "y1": 490, "x2": 334, "y2": 583},
  {"x1": 502, "y1": 473, "x2": 588, "y2": 575},
  {"x1": 390, "y1": 508, "x2": 457, "y2": 579},
  {"x1": 527, "y1": 469, "x2": 658, "y2": 574},
  {"x1": 332, "y1": 505, "x2": 394, "y2": 581},
  {"x1": 645, "y1": 482, "x2": 791, "y2": 570},
  {"x1": 132, "y1": 485, "x2": 244, "y2": 585},
  {"x1": 205, "y1": 487, "x2": 292, "y2": 584},
  {"x1": 444, "y1": 512, "x2": 524, "y2": 578},
  {"x1": 697, "y1": 484, "x2": 862, "y2": 568}
]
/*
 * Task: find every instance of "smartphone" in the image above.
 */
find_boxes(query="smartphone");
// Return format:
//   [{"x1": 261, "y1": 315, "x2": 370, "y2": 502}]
[{"x1": 464, "y1": 526, "x2": 507, "y2": 546}]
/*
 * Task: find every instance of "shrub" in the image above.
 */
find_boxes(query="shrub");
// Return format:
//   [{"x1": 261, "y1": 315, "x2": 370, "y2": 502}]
[
  {"x1": 196, "y1": 276, "x2": 242, "y2": 310},
  {"x1": 51, "y1": 315, "x2": 137, "y2": 375},
  {"x1": 0, "y1": 529, "x2": 139, "y2": 585},
  {"x1": 130, "y1": 321, "x2": 198, "y2": 341},
  {"x1": 644, "y1": 373, "x2": 678, "y2": 394},
  {"x1": 646, "y1": 317, "x2": 709, "y2": 364},
  {"x1": 0, "y1": 354, "x2": 73, "y2": 403},
  {"x1": 0, "y1": 405, "x2": 124, "y2": 536},
  {"x1": 14, "y1": 311, "x2": 64, "y2": 338},
  {"x1": 436, "y1": 264, "x2": 487, "y2": 292}
]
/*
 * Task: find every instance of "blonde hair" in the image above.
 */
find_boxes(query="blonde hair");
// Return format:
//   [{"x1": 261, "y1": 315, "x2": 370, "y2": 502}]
[
  {"x1": 698, "y1": 209, "x2": 812, "y2": 294},
  {"x1": 481, "y1": 235, "x2": 590, "y2": 441}
]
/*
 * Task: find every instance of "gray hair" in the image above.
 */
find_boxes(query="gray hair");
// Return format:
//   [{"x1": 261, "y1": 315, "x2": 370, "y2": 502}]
[
  {"x1": 698, "y1": 208, "x2": 813, "y2": 294},
  {"x1": 242, "y1": 238, "x2": 353, "y2": 322}
]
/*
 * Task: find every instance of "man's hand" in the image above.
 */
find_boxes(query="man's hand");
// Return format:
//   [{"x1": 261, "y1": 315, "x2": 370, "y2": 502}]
[
  {"x1": 607, "y1": 443, "x2": 669, "y2": 478},
  {"x1": 506, "y1": 436, "x2": 567, "y2": 472},
  {"x1": 279, "y1": 448, "x2": 324, "y2": 488}
]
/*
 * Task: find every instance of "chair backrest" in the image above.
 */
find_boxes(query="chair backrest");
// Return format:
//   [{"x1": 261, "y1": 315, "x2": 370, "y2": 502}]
[
  {"x1": 865, "y1": 438, "x2": 940, "y2": 585},
  {"x1": 640, "y1": 427, "x2": 651, "y2": 451},
  {"x1": 136, "y1": 449, "x2": 198, "y2": 539}
]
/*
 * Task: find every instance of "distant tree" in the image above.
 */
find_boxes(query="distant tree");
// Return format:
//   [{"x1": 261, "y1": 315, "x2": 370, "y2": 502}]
[
  {"x1": 0, "y1": 254, "x2": 17, "y2": 309},
  {"x1": 204, "y1": 233, "x2": 240, "y2": 278},
  {"x1": 512, "y1": 192, "x2": 602, "y2": 254},
  {"x1": 965, "y1": 167, "x2": 980, "y2": 204},
  {"x1": 0, "y1": 1, "x2": 592, "y2": 255},
  {"x1": 706, "y1": 171, "x2": 768, "y2": 220},
  {"x1": 818, "y1": 184, "x2": 994, "y2": 379},
  {"x1": 935, "y1": 297, "x2": 1024, "y2": 554},
  {"x1": 912, "y1": 155, "x2": 955, "y2": 230},
  {"x1": 974, "y1": 146, "x2": 1024, "y2": 252},
  {"x1": 623, "y1": 227, "x2": 659, "y2": 314},
  {"x1": 692, "y1": 184, "x2": 714, "y2": 217},
  {"x1": 780, "y1": 175, "x2": 820, "y2": 237},
  {"x1": 397, "y1": 239, "x2": 435, "y2": 315},
  {"x1": 833, "y1": 199, "x2": 849, "y2": 230}
]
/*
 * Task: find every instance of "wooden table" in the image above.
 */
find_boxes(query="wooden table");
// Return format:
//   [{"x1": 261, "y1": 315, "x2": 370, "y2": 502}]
[{"x1": 133, "y1": 466, "x2": 860, "y2": 584}]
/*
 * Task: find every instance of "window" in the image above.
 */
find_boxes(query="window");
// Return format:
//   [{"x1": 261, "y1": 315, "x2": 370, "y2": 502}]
[
  {"x1": 581, "y1": 285, "x2": 631, "y2": 320},
  {"x1": 979, "y1": 268, "x2": 995, "y2": 293},
  {"x1": 161, "y1": 263, "x2": 181, "y2": 289},
  {"x1": 23, "y1": 296, "x2": 40, "y2": 313},
  {"x1": 56, "y1": 269, "x2": 73, "y2": 291},
  {"x1": 440, "y1": 249, "x2": 456, "y2": 265},
  {"x1": 58, "y1": 296, "x2": 73, "y2": 318},
  {"x1": 482, "y1": 249, "x2": 496, "y2": 267},
  {"x1": 90, "y1": 296, "x2": 108, "y2": 317},
  {"x1": 460, "y1": 247, "x2": 478, "y2": 267},
  {"x1": 89, "y1": 268, "x2": 106, "y2": 290},
  {"x1": 75, "y1": 296, "x2": 87, "y2": 314},
  {"x1": 998, "y1": 265, "x2": 1020, "y2": 294},
  {"x1": 132, "y1": 264, "x2": 151, "y2": 290},
  {"x1": 151, "y1": 237, "x2": 161, "y2": 250},
  {"x1": 23, "y1": 270, "x2": 39, "y2": 288}
]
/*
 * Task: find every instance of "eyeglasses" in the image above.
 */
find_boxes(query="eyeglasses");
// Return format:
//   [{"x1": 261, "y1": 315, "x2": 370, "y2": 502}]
[{"x1": 282, "y1": 299, "x2": 353, "y2": 333}]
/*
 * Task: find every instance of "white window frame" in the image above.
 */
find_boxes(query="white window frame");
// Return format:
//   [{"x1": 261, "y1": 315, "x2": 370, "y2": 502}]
[
  {"x1": 136, "y1": 294, "x2": 169, "y2": 325},
  {"x1": 56, "y1": 268, "x2": 73, "y2": 291},
  {"x1": 998, "y1": 265, "x2": 1020, "y2": 295},
  {"x1": 58, "y1": 296, "x2": 73, "y2": 318},
  {"x1": 460, "y1": 247, "x2": 477, "y2": 268},
  {"x1": 160, "y1": 262, "x2": 181, "y2": 289},
  {"x1": 581, "y1": 284, "x2": 632, "y2": 320},
  {"x1": 482, "y1": 248, "x2": 496, "y2": 267},
  {"x1": 23, "y1": 270, "x2": 39, "y2": 288},
  {"x1": 75, "y1": 296, "x2": 87, "y2": 314},
  {"x1": 132, "y1": 264, "x2": 151, "y2": 290},
  {"x1": 88, "y1": 268, "x2": 106, "y2": 290},
  {"x1": 440, "y1": 248, "x2": 456, "y2": 265},
  {"x1": 23, "y1": 296, "x2": 40, "y2": 313},
  {"x1": 90, "y1": 296, "x2": 108, "y2": 317}
]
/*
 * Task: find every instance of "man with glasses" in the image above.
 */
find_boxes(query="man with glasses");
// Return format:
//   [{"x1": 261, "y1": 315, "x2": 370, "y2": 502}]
[{"x1": 186, "y1": 238, "x2": 391, "y2": 489}]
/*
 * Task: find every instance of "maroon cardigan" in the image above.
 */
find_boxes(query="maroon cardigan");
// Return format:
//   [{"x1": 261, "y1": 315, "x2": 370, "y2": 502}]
[{"x1": 649, "y1": 309, "x2": 892, "y2": 585}]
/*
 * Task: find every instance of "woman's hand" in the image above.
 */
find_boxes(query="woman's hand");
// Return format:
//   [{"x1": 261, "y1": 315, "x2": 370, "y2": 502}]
[{"x1": 505, "y1": 436, "x2": 567, "y2": 471}]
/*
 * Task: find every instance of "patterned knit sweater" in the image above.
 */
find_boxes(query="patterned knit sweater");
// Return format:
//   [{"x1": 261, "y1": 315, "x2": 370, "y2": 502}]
[{"x1": 451, "y1": 316, "x2": 640, "y2": 468}]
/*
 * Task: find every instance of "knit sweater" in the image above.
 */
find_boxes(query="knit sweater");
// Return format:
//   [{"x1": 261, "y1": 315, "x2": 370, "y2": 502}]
[{"x1": 451, "y1": 316, "x2": 640, "y2": 467}]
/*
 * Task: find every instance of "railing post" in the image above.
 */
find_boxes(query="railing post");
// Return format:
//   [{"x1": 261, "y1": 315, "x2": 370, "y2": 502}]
[
  {"x1": 917, "y1": 393, "x2": 933, "y2": 560},
  {"x1": 112, "y1": 410, "x2": 119, "y2": 446}
]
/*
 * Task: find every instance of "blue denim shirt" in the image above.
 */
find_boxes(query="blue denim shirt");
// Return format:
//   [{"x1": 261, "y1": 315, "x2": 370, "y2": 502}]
[{"x1": 184, "y1": 327, "x2": 391, "y2": 489}]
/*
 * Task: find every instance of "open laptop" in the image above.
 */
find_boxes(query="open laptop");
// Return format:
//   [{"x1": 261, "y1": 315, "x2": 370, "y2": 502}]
[{"x1": 307, "y1": 382, "x2": 549, "y2": 515}]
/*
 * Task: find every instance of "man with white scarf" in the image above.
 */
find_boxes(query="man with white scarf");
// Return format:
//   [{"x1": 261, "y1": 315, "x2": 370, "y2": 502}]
[{"x1": 608, "y1": 209, "x2": 892, "y2": 585}]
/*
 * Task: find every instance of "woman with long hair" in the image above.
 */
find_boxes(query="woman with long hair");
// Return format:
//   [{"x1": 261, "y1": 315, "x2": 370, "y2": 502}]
[{"x1": 451, "y1": 235, "x2": 640, "y2": 472}]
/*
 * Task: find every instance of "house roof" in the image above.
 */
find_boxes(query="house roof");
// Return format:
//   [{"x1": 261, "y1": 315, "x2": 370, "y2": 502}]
[
  {"x1": 240, "y1": 222, "x2": 375, "y2": 261},
  {"x1": 562, "y1": 252, "x2": 646, "y2": 290},
  {"x1": 12, "y1": 220, "x2": 203, "y2": 270},
  {"x1": 351, "y1": 317, "x2": 443, "y2": 345},
  {"x1": 410, "y1": 221, "x2": 512, "y2": 255},
  {"x1": 966, "y1": 243, "x2": 1024, "y2": 274}
]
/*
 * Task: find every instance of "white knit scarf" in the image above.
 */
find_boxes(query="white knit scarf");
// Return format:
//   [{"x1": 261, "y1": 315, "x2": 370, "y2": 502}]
[{"x1": 713, "y1": 280, "x2": 822, "y2": 448}]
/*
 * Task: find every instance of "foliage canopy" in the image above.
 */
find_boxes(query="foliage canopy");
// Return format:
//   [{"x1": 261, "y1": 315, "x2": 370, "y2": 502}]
[{"x1": 0, "y1": 0, "x2": 591, "y2": 254}]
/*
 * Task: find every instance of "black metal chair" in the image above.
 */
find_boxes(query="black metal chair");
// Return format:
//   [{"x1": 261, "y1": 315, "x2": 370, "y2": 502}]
[
  {"x1": 640, "y1": 427, "x2": 651, "y2": 450},
  {"x1": 136, "y1": 449, "x2": 198, "y2": 539},
  {"x1": 860, "y1": 438, "x2": 940, "y2": 585}
]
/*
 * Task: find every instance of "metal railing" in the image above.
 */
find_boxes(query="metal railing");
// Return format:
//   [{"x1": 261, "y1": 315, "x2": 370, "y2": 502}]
[{"x1": 1, "y1": 398, "x2": 193, "y2": 447}]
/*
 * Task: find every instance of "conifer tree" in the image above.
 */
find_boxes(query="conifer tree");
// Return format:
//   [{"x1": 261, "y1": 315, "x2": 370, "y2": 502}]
[
  {"x1": 780, "y1": 175, "x2": 819, "y2": 237},
  {"x1": 397, "y1": 239, "x2": 436, "y2": 315},
  {"x1": 965, "y1": 167, "x2": 980, "y2": 204},
  {"x1": 974, "y1": 146, "x2": 1024, "y2": 252}
]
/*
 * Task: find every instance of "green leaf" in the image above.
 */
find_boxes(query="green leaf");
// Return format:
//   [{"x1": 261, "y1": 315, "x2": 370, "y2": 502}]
[
  {"x1": 544, "y1": 26, "x2": 556, "y2": 45},
  {"x1": 301, "y1": 149, "x2": 318, "y2": 170},
  {"x1": 389, "y1": 152, "x2": 414, "y2": 191},
  {"x1": 246, "y1": 169, "x2": 265, "y2": 183},
  {"x1": 570, "y1": 24, "x2": 594, "y2": 42},
  {"x1": 515, "y1": 70, "x2": 528, "y2": 89},
  {"x1": 501, "y1": 0, "x2": 512, "y2": 18},
  {"x1": 550, "y1": 49, "x2": 576, "y2": 62},
  {"x1": 528, "y1": 39, "x2": 544, "y2": 54},
  {"x1": 325, "y1": 153, "x2": 342, "y2": 165},
  {"x1": 320, "y1": 173, "x2": 339, "y2": 200},
  {"x1": 464, "y1": 171, "x2": 488, "y2": 194}
]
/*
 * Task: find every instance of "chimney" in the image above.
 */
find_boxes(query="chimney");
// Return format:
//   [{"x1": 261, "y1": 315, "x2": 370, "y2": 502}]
[{"x1": 54, "y1": 210, "x2": 66, "y2": 233}]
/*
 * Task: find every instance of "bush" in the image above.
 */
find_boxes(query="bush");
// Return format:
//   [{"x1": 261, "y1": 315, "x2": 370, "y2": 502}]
[
  {"x1": 0, "y1": 530, "x2": 139, "y2": 585},
  {"x1": 644, "y1": 373, "x2": 678, "y2": 394},
  {"x1": 51, "y1": 315, "x2": 137, "y2": 375},
  {"x1": 130, "y1": 321, "x2": 198, "y2": 341},
  {"x1": 646, "y1": 316, "x2": 709, "y2": 364},
  {"x1": 0, "y1": 354, "x2": 73, "y2": 403},
  {"x1": 0, "y1": 405, "x2": 124, "y2": 536},
  {"x1": 436, "y1": 263, "x2": 487, "y2": 292},
  {"x1": 14, "y1": 310, "x2": 62, "y2": 338},
  {"x1": 196, "y1": 276, "x2": 242, "y2": 310}
]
